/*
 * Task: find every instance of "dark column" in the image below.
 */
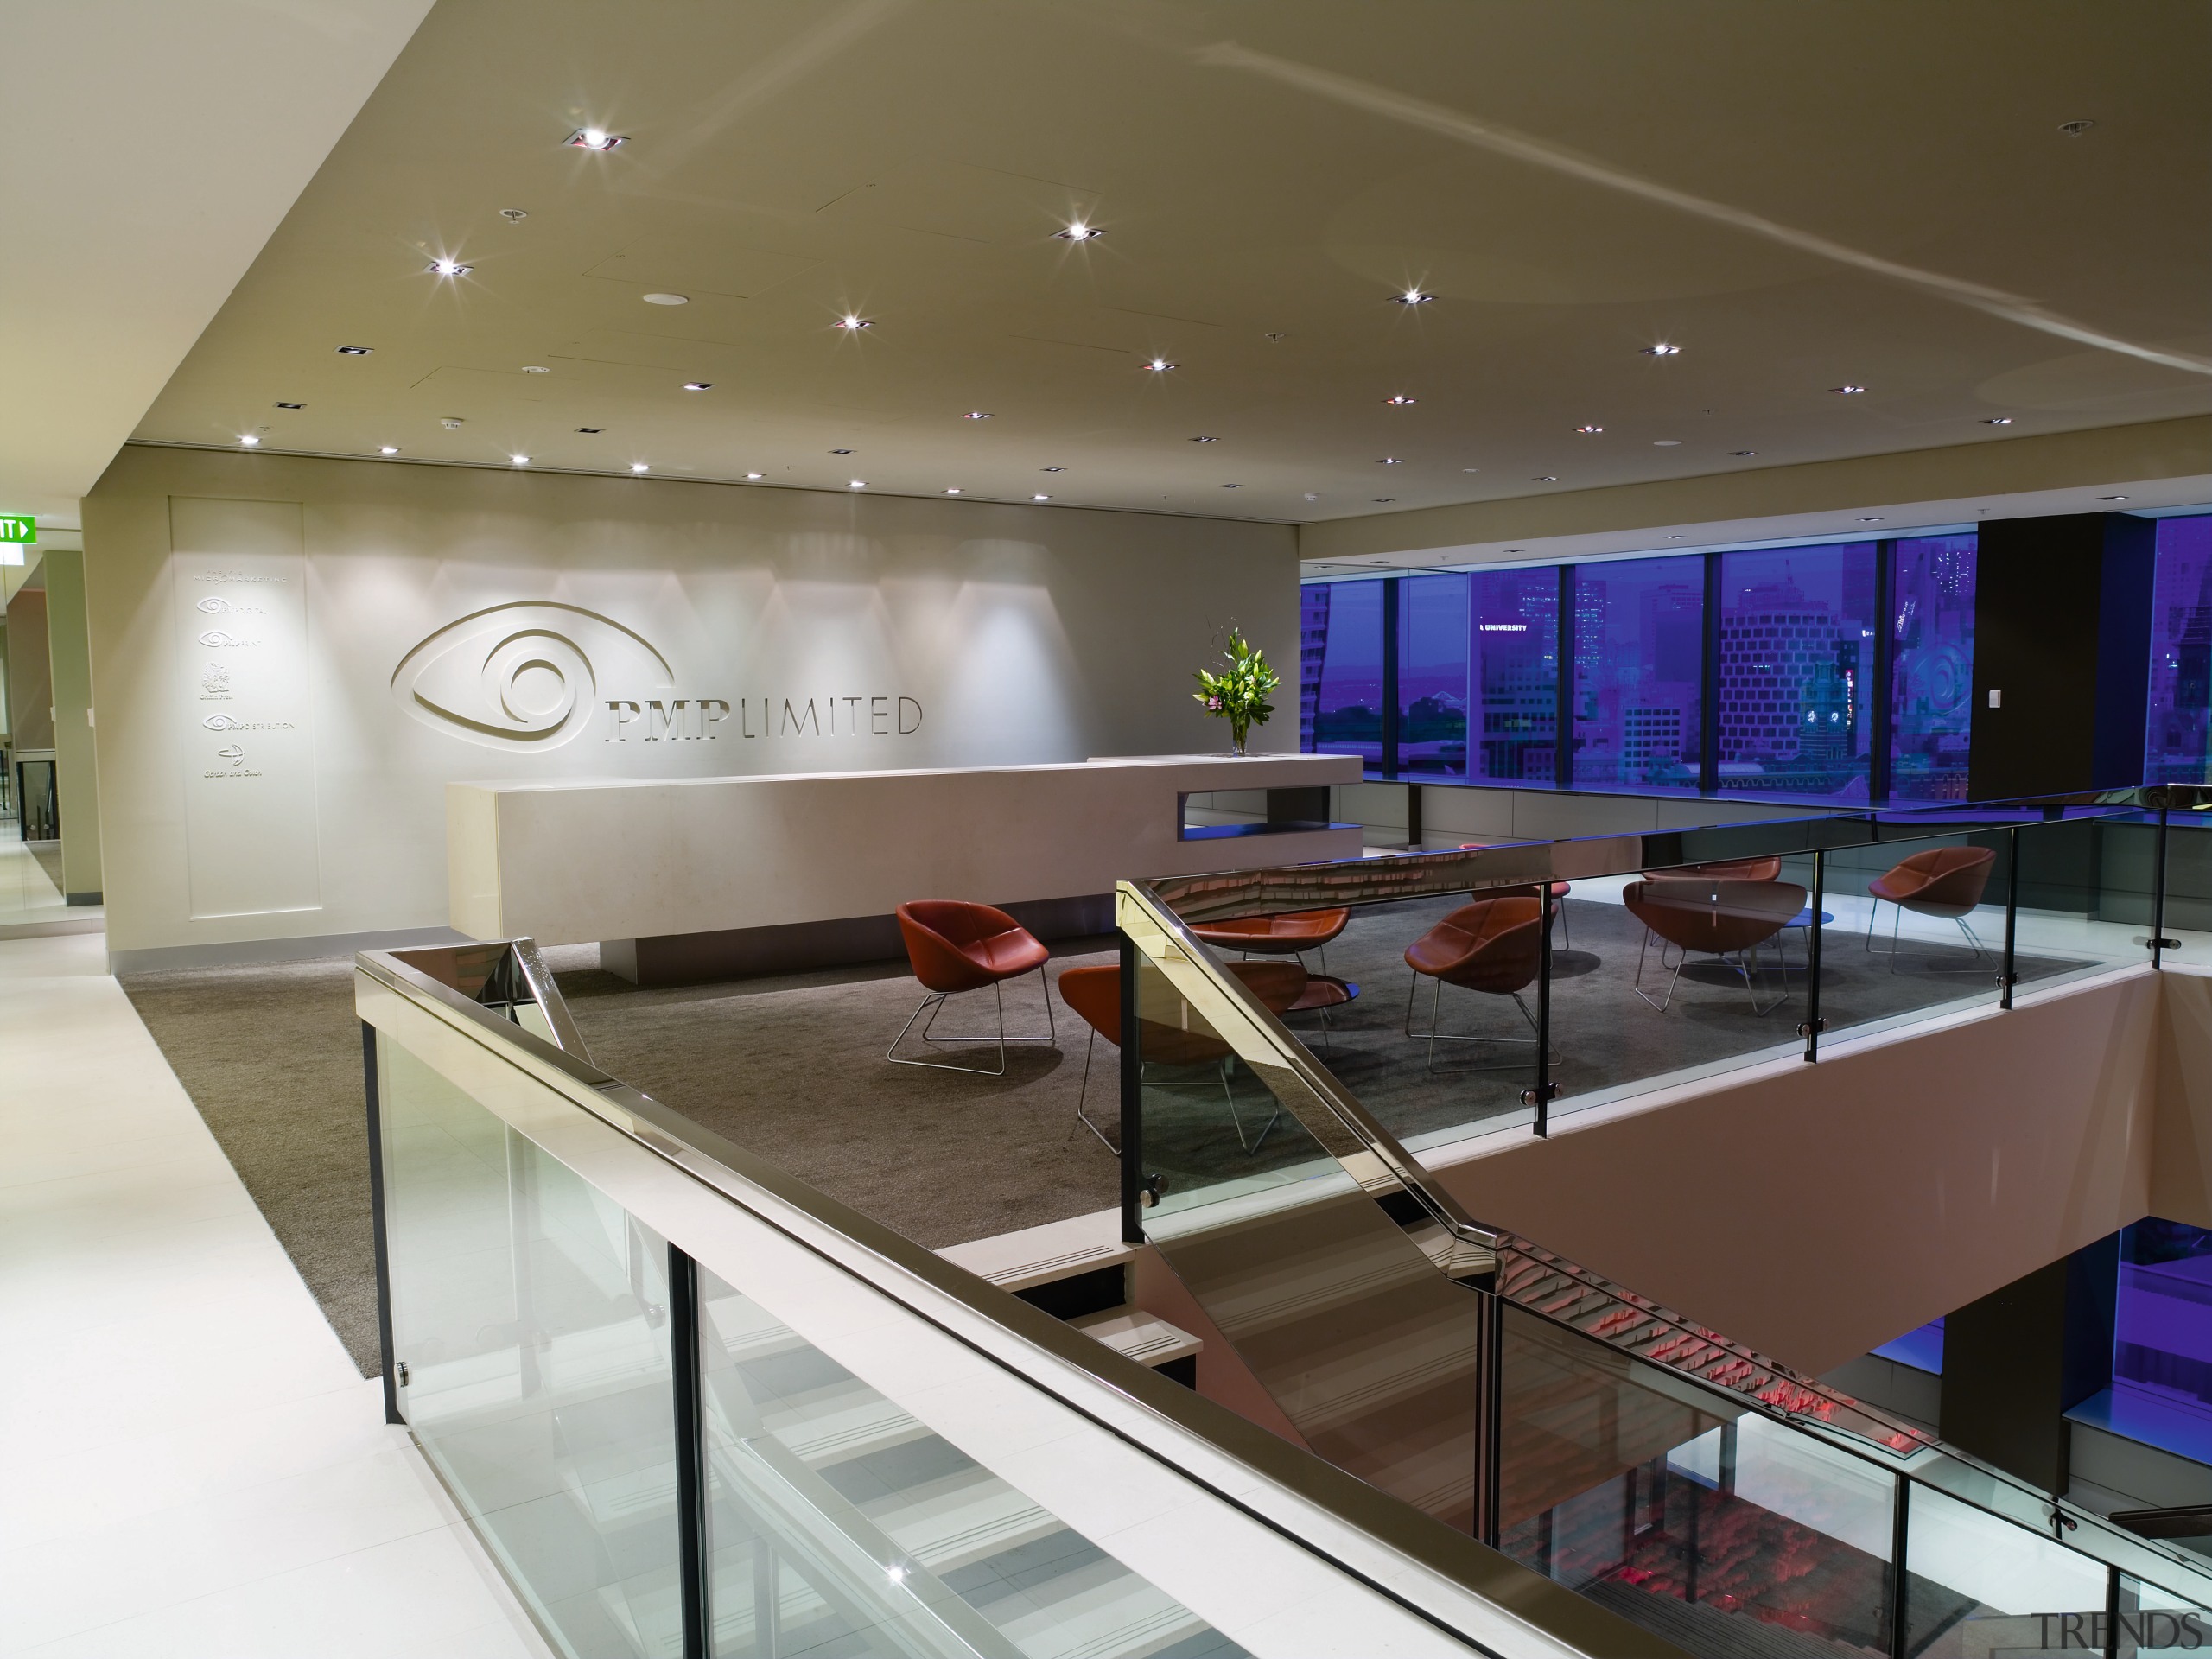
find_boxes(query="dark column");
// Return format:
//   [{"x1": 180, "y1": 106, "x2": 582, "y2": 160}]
[
  {"x1": 1969, "y1": 512, "x2": 2154, "y2": 799},
  {"x1": 1938, "y1": 1231, "x2": 2120, "y2": 1493},
  {"x1": 1699, "y1": 551, "x2": 1721, "y2": 794},
  {"x1": 1870, "y1": 540, "x2": 1897, "y2": 804},
  {"x1": 1554, "y1": 565, "x2": 1576, "y2": 791},
  {"x1": 1381, "y1": 575, "x2": 1401, "y2": 779}
]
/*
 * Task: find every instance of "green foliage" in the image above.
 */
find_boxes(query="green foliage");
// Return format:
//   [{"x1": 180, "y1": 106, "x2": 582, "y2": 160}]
[{"x1": 1192, "y1": 628, "x2": 1281, "y2": 750}]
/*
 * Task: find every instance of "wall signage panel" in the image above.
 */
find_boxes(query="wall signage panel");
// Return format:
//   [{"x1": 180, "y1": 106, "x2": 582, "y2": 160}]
[{"x1": 170, "y1": 497, "x2": 323, "y2": 919}]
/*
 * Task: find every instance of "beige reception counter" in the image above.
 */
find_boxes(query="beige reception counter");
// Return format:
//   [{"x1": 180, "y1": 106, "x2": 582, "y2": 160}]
[{"x1": 448, "y1": 753, "x2": 1361, "y2": 982}]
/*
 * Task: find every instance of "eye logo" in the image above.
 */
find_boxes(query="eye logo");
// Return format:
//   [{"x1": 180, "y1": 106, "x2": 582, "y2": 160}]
[
  {"x1": 198, "y1": 629, "x2": 250, "y2": 648},
  {"x1": 203, "y1": 715, "x2": 244, "y2": 732},
  {"x1": 391, "y1": 601, "x2": 674, "y2": 749},
  {"x1": 196, "y1": 597, "x2": 263, "y2": 616}
]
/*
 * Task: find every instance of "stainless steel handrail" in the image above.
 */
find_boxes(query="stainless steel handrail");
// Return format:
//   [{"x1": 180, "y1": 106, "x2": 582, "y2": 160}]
[{"x1": 356, "y1": 942, "x2": 1683, "y2": 1658}]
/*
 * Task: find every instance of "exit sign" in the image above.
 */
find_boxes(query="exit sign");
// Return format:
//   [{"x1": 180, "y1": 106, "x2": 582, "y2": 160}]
[{"x1": 0, "y1": 515, "x2": 34, "y2": 543}]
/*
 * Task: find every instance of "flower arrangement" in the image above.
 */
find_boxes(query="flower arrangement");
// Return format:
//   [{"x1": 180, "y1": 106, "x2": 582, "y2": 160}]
[{"x1": 1192, "y1": 627, "x2": 1281, "y2": 756}]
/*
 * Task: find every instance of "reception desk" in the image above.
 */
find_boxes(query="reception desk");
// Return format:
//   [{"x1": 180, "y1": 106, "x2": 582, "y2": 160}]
[{"x1": 448, "y1": 753, "x2": 1361, "y2": 982}]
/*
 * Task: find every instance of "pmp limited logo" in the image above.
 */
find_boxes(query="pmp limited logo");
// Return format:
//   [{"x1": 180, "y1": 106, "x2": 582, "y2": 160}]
[{"x1": 391, "y1": 601, "x2": 673, "y2": 750}]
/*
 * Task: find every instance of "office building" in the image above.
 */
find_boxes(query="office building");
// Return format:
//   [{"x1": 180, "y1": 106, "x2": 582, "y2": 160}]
[{"x1": 3, "y1": 4, "x2": 2212, "y2": 1655}]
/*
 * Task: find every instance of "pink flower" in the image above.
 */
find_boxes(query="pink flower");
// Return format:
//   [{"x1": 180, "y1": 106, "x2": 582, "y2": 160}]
[{"x1": 1205, "y1": 695, "x2": 1223, "y2": 710}]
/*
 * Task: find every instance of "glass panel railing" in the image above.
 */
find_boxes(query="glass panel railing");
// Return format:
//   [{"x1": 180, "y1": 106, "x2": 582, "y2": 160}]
[
  {"x1": 1815, "y1": 825, "x2": 2009, "y2": 1046},
  {"x1": 362, "y1": 940, "x2": 1661, "y2": 1659},
  {"x1": 1900, "y1": 1481, "x2": 2107, "y2": 1659}
]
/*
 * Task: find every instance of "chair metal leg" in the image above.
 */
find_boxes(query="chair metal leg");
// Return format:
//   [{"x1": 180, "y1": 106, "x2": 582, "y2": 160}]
[
  {"x1": 1218, "y1": 1056, "x2": 1281, "y2": 1154},
  {"x1": 887, "y1": 966, "x2": 1057, "y2": 1075},
  {"x1": 1071, "y1": 1028, "x2": 1118, "y2": 1152},
  {"x1": 1403, "y1": 975, "x2": 1562, "y2": 1071},
  {"x1": 1632, "y1": 930, "x2": 1686, "y2": 1012}
]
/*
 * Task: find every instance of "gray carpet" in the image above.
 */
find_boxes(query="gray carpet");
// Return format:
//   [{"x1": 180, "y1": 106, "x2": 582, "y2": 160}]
[
  {"x1": 119, "y1": 899, "x2": 2097, "y2": 1380},
  {"x1": 124, "y1": 944, "x2": 1124, "y2": 1377}
]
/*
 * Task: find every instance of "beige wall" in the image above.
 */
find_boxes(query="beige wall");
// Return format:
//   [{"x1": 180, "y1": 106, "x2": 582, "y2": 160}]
[
  {"x1": 83, "y1": 445, "x2": 1300, "y2": 965},
  {"x1": 6, "y1": 586, "x2": 51, "y2": 752},
  {"x1": 1427, "y1": 967, "x2": 2209, "y2": 1378},
  {"x1": 40, "y1": 548, "x2": 103, "y2": 899}
]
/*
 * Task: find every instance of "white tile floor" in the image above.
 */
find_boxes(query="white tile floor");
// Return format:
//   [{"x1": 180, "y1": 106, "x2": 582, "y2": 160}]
[
  {"x1": 0, "y1": 818, "x2": 99, "y2": 936},
  {"x1": 0, "y1": 930, "x2": 552, "y2": 1657}
]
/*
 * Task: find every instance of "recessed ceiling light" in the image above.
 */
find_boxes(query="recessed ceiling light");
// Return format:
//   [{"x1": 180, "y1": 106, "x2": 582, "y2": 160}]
[
  {"x1": 510, "y1": 454, "x2": 531, "y2": 466},
  {"x1": 830, "y1": 448, "x2": 854, "y2": 454},
  {"x1": 335, "y1": 345, "x2": 372, "y2": 355},
  {"x1": 1146, "y1": 358, "x2": 1177, "y2": 372},
  {"x1": 238, "y1": 435, "x2": 260, "y2": 447},
  {"x1": 1534, "y1": 474, "x2": 1558, "y2": 482},
  {"x1": 1662, "y1": 534, "x2": 1688, "y2": 541},
  {"x1": 642, "y1": 292, "x2": 687, "y2": 305},
  {"x1": 631, "y1": 462, "x2": 650, "y2": 473},
  {"x1": 1643, "y1": 343, "x2": 1682, "y2": 356},
  {"x1": 944, "y1": 487, "x2": 962, "y2": 494},
  {"x1": 1377, "y1": 457, "x2": 1404, "y2": 465},
  {"x1": 1040, "y1": 466, "x2": 1065, "y2": 472},
  {"x1": 2100, "y1": 494, "x2": 2129, "y2": 501},
  {"x1": 274, "y1": 401, "x2": 303, "y2": 410},
  {"x1": 1373, "y1": 498, "x2": 1395, "y2": 503},
  {"x1": 1303, "y1": 493, "x2": 1319, "y2": 502},
  {"x1": 1264, "y1": 331, "x2": 1287, "y2": 341},
  {"x1": 1575, "y1": 424, "x2": 1604, "y2": 435},
  {"x1": 440, "y1": 417, "x2": 464, "y2": 429},
  {"x1": 1731, "y1": 450, "x2": 1758, "y2": 457},
  {"x1": 849, "y1": 480, "x2": 866, "y2": 489},
  {"x1": 1033, "y1": 493, "x2": 1052, "y2": 501},
  {"x1": 835, "y1": 315, "x2": 873, "y2": 331},
  {"x1": 1190, "y1": 435, "x2": 1217, "y2": 443},
  {"x1": 1654, "y1": 439, "x2": 1681, "y2": 447},
  {"x1": 1983, "y1": 416, "x2": 2012, "y2": 425},
  {"x1": 745, "y1": 472, "x2": 764, "y2": 480},
  {"x1": 1462, "y1": 467, "x2": 1480, "y2": 474},
  {"x1": 1858, "y1": 516, "x2": 1885, "y2": 523},
  {"x1": 378, "y1": 445, "x2": 399, "y2": 455},
  {"x1": 963, "y1": 411, "x2": 992, "y2": 420},
  {"x1": 682, "y1": 382, "x2": 713, "y2": 391},
  {"x1": 500, "y1": 207, "x2": 528, "y2": 223},
  {"x1": 1219, "y1": 483, "x2": 1242, "y2": 489},
  {"x1": 427, "y1": 257, "x2": 472, "y2": 276},
  {"x1": 2059, "y1": 118, "x2": 2097, "y2": 137},
  {"x1": 575, "y1": 427, "x2": 602, "y2": 434},
  {"x1": 1391, "y1": 289, "x2": 1433, "y2": 305},
  {"x1": 1057, "y1": 223, "x2": 1104, "y2": 242},
  {"x1": 1832, "y1": 385, "x2": 1866, "y2": 395},
  {"x1": 1384, "y1": 395, "x2": 1417, "y2": 406},
  {"x1": 522, "y1": 365, "x2": 550, "y2": 374},
  {"x1": 568, "y1": 128, "x2": 626, "y2": 151},
  {"x1": 1503, "y1": 549, "x2": 1522, "y2": 554}
]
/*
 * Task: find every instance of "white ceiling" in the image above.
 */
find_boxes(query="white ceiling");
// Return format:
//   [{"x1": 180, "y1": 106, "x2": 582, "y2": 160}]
[
  {"x1": 0, "y1": 0, "x2": 436, "y2": 525},
  {"x1": 118, "y1": 0, "x2": 2212, "y2": 528}
]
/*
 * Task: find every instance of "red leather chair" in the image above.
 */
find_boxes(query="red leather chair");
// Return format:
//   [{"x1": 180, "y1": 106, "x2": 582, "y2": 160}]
[
  {"x1": 1458, "y1": 849, "x2": 1576, "y2": 948},
  {"x1": 1865, "y1": 845, "x2": 1997, "y2": 971},
  {"x1": 1058, "y1": 960, "x2": 1305, "y2": 1153},
  {"x1": 1622, "y1": 878, "x2": 1807, "y2": 1014},
  {"x1": 1641, "y1": 856, "x2": 1783, "y2": 884},
  {"x1": 1188, "y1": 908, "x2": 1351, "y2": 974},
  {"x1": 1401, "y1": 896, "x2": 1559, "y2": 1071},
  {"x1": 887, "y1": 901, "x2": 1055, "y2": 1075}
]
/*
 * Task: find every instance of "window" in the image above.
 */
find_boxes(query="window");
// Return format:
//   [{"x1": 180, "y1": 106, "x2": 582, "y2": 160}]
[
  {"x1": 1471, "y1": 569, "x2": 1560, "y2": 785},
  {"x1": 1715, "y1": 543, "x2": 1877, "y2": 801},
  {"x1": 1889, "y1": 535, "x2": 1978, "y2": 801},
  {"x1": 1306, "y1": 578, "x2": 1383, "y2": 765},
  {"x1": 2145, "y1": 514, "x2": 2212, "y2": 785},
  {"x1": 1572, "y1": 559, "x2": 1703, "y2": 791},
  {"x1": 1396, "y1": 575, "x2": 1470, "y2": 777}
]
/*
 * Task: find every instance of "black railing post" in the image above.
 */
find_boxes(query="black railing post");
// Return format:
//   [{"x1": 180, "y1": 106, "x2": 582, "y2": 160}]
[
  {"x1": 1472, "y1": 1288, "x2": 1502, "y2": 1548},
  {"x1": 667, "y1": 1246, "x2": 709, "y2": 1659},
  {"x1": 360, "y1": 1022, "x2": 404, "y2": 1427},
  {"x1": 1886, "y1": 1477, "x2": 1911, "y2": 1658},
  {"x1": 1119, "y1": 930, "x2": 1145, "y2": 1244},
  {"x1": 2153, "y1": 806, "x2": 2174, "y2": 968},
  {"x1": 2001, "y1": 826, "x2": 2019, "y2": 1008},
  {"x1": 1802, "y1": 851, "x2": 1824, "y2": 1062},
  {"x1": 1525, "y1": 883, "x2": 1555, "y2": 1137}
]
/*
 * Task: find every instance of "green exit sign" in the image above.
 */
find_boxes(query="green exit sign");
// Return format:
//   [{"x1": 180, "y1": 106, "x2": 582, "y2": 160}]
[{"x1": 0, "y1": 515, "x2": 35, "y2": 543}]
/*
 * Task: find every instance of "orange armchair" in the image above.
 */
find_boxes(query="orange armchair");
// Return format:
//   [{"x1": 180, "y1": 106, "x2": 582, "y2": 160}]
[
  {"x1": 1058, "y1": 961, "x2": 1305, "y2": 1152},
  {"x1": 1188, "y1": 907, "x2": 1351, "y2": 973},
  {"x1": 1865, "y1": 845, "x2": 1997, "y2": 971},
  {"x1": 887, "y1": 901, "x2": 1055, "y2": 1075},
  {"x1": 1401, "y1": 895, "x2": 1557, "y2": 1071},
  {"x1": 1622, "y1": 877, "x2": 1808, "y2": 1014}
]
